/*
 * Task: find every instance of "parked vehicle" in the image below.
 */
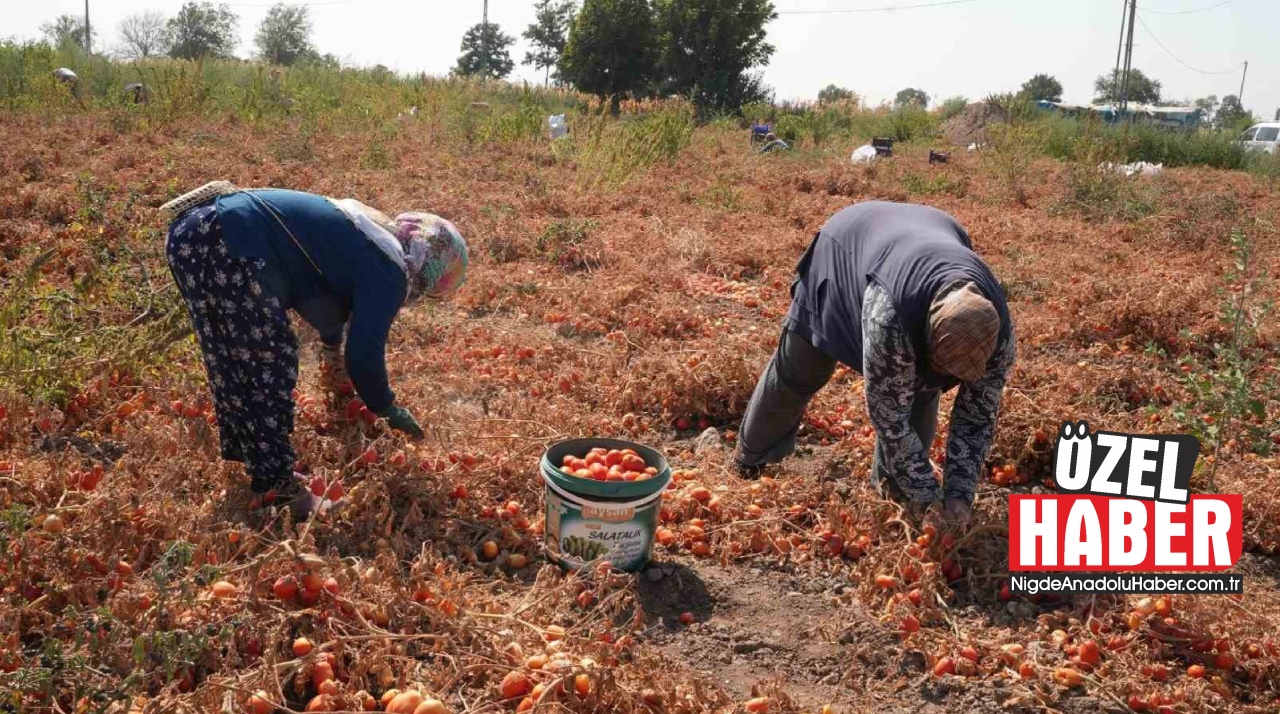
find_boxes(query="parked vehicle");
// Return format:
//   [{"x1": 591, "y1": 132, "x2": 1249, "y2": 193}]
[{"x1": 1235, "y1": 123, "x2": 1280, "y2": 154}]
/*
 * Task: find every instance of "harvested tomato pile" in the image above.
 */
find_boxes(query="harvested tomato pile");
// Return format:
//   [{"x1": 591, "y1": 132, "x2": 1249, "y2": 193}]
[
  {"x1": 559, "y1": 447, "x2": 660, "y2": 482},
  {"x1": 0, "y1": 105, "x2": 1278, "y2": 714}
]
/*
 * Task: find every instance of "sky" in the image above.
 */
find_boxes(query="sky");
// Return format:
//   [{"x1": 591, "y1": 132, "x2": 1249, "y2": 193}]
[{"x1": 5, "y1": 0, "x2": 1277, "y2": 120}]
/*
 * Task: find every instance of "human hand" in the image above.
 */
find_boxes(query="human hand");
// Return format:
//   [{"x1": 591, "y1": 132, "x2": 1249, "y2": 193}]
[{"x1": 381, "y1": 404, "x2": 425, "y2": 440}]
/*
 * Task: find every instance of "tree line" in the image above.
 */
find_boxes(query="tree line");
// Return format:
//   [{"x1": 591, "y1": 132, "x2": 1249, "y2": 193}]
[
  {"x1": 39, "y1": 1, "x2": 1257, "y2": 127},
  {"x1": 818, "y1": 69, "x2": 1253, "y2": 130},
  {"x1": 42, "y1": 2, "x2": 337, "y2": 68},
  {"x1": 458, "y1": 0, "x2": 777, "y2": 115}
]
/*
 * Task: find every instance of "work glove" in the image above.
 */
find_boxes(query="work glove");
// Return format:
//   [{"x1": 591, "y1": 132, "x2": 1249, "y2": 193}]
[{"x1": 380, "y1": 404, "x2": 425, "y2": 440}]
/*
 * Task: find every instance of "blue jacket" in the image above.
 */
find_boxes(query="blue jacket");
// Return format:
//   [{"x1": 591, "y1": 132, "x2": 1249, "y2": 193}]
[{"x1": 214, "y1": 189, "x2": 407, "y2": 414}]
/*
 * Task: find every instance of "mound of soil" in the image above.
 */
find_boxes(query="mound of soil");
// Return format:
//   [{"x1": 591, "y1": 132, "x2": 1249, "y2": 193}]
[{"x1": 941, "y1": 102, "x2": 1009, "y2": 146}]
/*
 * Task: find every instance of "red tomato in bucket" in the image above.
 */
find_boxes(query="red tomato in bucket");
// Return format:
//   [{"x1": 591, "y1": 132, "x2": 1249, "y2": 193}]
[{"x1": 557, "y1": 444, "x2": 661, "y2": 483}]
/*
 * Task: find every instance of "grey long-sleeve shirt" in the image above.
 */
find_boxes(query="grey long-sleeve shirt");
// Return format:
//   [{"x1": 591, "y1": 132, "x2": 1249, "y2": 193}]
[{"x1": 861, "y1": 282, "x2": 1016, "y2": 503}]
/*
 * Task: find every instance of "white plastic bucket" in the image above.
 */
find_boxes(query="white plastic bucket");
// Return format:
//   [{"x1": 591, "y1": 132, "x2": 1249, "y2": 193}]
[{"x1": 541, "y1": 461, "x2": 670, "y2": 572}]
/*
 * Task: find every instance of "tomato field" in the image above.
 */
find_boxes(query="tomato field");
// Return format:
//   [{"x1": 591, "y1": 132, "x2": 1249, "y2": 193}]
[{"x1": 1, "y1": 87, "x2": 1279, "y2": 714}]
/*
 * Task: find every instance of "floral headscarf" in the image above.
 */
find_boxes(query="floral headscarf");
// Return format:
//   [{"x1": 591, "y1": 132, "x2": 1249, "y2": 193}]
[{"x1": 393, "y1": 212, "x2": 469, "y2": 301}]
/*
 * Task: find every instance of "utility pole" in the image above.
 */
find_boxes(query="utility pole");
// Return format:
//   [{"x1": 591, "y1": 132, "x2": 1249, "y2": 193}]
[
  {"x1": 1237, "y1": 60, "x2": 1248, "y2": 105},
  {"x1": 84, "y1": 0, "x2": 90, "y2": 54},
  {"x1": 1113, "y1": 0, "x2": 1128, "y2": 104},
  {"x1": 1119, "y1": 0, "x2": 1137, "y2": 113},
  {"x1": 480, "y1": 0, "x2": 489, "y2": 78}
]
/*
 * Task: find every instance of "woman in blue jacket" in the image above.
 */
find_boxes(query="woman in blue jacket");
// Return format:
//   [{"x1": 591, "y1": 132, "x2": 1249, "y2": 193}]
[{"x1": 162, "y1": 186, "x2": 468, "y2": 517}]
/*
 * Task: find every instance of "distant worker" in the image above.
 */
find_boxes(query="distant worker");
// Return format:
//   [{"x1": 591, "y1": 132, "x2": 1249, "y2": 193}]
[
  {"x1": 750, "y1": 122, "x2": 773, "y2": 145},
  {"x1": 734, "y1": 201, "x2": 1016, "y2": 529},
  {"x1": 54, "y1": 68, "x2": 83, "y2": 104},
  {"x1": 758, "y1": 132, "x2": 789, "y2": 154},
  {"x1": 159, "y1": 184, "x2": 468, "y2": 518},
  {"x1": 124, "y1": 83, "x2": 151, "y2": 104}
]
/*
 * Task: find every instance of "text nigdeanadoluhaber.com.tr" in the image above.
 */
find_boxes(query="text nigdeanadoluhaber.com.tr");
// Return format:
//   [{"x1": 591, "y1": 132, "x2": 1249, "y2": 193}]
[{"x1": 1009, "y1": 573, "x2": 1243, "y2": 596}]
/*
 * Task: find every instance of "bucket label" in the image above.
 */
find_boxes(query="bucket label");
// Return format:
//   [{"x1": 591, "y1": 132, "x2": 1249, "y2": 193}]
[
  {"x1": 544, "y1": 490, "x2": 657, "y2": 571},
  {"x1": 581, "y1": 504, "x2": 635, "y2": 522}
]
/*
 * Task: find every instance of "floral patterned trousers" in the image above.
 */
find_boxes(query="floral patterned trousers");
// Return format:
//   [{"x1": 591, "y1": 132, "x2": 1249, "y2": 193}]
[{"x1": 166, "y1": 204, "x2": 299, "y2": 493}]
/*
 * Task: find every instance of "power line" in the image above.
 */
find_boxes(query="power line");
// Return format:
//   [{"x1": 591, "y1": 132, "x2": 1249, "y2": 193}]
[
  {"x1": 1135, "y1": 13, "x2": 1239, "y2": 75},
  {"x1": 774, "y1": 0, "x2": 988, "y2": 16},
  {"x1": 217, "y1": 0, "x2": 363, "y2": 8},
  {"x1": 196, "y1": 0, "x2": 985, "y2": 16},
  {"x1": 1144, "y1": 0, "x2": 1236, "y2": 15}
]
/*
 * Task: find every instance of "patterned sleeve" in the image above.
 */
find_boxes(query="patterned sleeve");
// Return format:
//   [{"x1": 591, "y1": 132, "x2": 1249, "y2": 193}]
[
  {"x1": 943, "y1": 325, "x2": 1017, "y2": 503},
  {"x1": 862, "y1": 284, "x2": 942, "y2": 503}
]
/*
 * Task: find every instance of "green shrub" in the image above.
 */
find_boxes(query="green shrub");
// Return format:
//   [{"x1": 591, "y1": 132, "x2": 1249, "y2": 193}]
[
  {"x1": 1056, "y1": 129, "x2": 1161, "y2": 222},
  {"x1": 1122, "y1": 125, "x2": 1244, "y2": 169},
  {"x1": 938, "y1": 96, "x2": 968, "y2": 122},
  {"x1": 772, "y1": 115, "x2": 802, "y2": 144},
  {"x1": 985, "y1": 122, "x2": 1044, "y2": 206},
  {"x1": 1245, "y1": 150, "x2": 1280, "y2": 184},
  {"x1": 881, "y1": 105, "x2": 938, "y2": 143},
  {"x1": 572, "y1": 101, "x2": 696, "y2": 189}
]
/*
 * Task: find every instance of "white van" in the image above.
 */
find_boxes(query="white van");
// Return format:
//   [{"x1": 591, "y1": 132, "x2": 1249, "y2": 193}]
[{"x1": 1236, "y1": 123, "x2": 1280, "y2": 154}]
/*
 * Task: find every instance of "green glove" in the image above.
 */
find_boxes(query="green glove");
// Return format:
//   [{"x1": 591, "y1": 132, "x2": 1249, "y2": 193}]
[{"x1": 381, "y1": 404, "x2": 424, "y2": 440}]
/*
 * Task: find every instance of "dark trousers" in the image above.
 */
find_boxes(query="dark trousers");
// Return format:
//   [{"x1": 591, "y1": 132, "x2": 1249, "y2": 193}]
[
  {"x1": 736, "y1": 329, "x2": 939, "y2": 498},
  {"x1": 166, "y1": 205, "x2": 300, "y2": 493}
]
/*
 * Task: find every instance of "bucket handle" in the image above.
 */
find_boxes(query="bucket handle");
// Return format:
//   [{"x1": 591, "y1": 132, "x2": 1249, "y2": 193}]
[{"x1": 543, "y1": 470, "x2": 671, "y2": 510}]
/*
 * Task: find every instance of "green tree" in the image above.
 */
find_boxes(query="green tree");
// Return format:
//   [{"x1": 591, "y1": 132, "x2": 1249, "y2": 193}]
[
  {"x1": 40, "y1": 15, "x2": 94, "y2": 52},
  {"x1": 167, "y1": 2, "x2": 239, "y2": 60},
  {"x1": 1193, "y1": 95, "x2": 1218, "y2": 125},
  {"x1": 1094, "y1": 68, "x2": 1161, "y2": 105},
  {"x1": 1215, "y1": 94, "x2": 1253, "y2": 131},
  {"x1": 117, "y1": 12, "x2": 170, "y2": 60},
  {"x1": 895, "y1": 87, "x2": 929, "y2": 109},
  {"x1": 454, "y1": 22, "x2": 516, "y2": 79},
  {"x1": 523, "y1": 0, "x2": 576, "y2": 86},
  {"x1": 304, "y1": 53, "x2": 341, "y2": 69},
  {"x1": 1018, "y1": 73, "x2": 1062, "y2": 102},
  {"x1": 561, "y1": 0, "x2": 658, "y2": 110},
  {"x1": 654, "y1": 0, "x2": 777, "y2": 113},
  {"x1": 817, "y1": 84, "x2": 854, "y2": 104},
  {"x1": 255, "y1": 3, "x2": 316, "y2": 66}
]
